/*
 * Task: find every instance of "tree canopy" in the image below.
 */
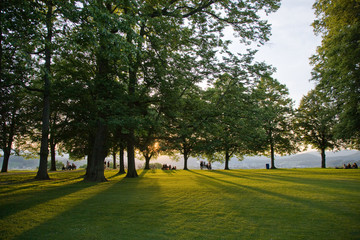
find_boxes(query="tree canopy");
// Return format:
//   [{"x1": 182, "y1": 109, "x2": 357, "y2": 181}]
[
  {"x1": 311, "y1": 0, "x2": 360, "y2": 149},
  {"x1": 1, "y1": 0, "x2": 285, "y2": 180},
  {"x1": 295, "y1": 88, "x2": 339, "y2": 168}
]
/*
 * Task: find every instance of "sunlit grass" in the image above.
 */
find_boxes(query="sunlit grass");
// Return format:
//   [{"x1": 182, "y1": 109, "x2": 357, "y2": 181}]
[{"x1": 0, "y1": 169, "x2": 359, "y2": 239}]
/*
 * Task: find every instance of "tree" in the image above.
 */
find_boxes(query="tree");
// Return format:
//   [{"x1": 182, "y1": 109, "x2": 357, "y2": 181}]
[
  {"x1": 255, "y1": 76, "x2": 298, "y2": 169},
  {"x1": 0, "y1": 0, "x2": 37, "y2": 172},
  {"x1": 34, "y1": 0, "x2": 54, "y2": 180},
  {"x1": 0, "y1": 90, "x2": 27, "y2": 173},
  {"x1": 202, "y1": 71, "x2": 264, "y2": 170},
  {"x1": 62, "y1": 1, "x2": 132, "y2": 181},
  {"x1": 165, "y1": 86, "x2": 207, "y2": 170},
  {"x1": 296, "y1": 88, "x2": 339, "y2": 168},
  {"x1": 4, "y1": 0, "x2": 280, "y2": 179},
  {"x1": 311, "y1": 0, "x2": 360, "y2": 148},
  {"x1": 117, "y1": 0, "x2": 281, "y2": 176}
]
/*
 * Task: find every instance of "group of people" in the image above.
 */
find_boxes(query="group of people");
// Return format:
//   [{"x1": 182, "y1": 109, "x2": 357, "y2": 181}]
[
  {"x1": 200, "y1": 161, "x2": 212, "y2": 170},
  {"x1": 161, "y1": 164, "x2": 176, "y2": 170},
  {"x1": 62, "y1": 161, "x2": 77, "y2": 170},
  {"x1": 104, "y1": 161, "x2": 111, "y2": 168},
  {"x1": 343, "y1": 163, "x2": 358, "y2": 169}
]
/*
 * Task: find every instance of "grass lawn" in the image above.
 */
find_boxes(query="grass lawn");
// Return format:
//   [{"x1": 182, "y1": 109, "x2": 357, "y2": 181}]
[{"x1": 0, "y1": 168, "x2": 359, "y2": 240}]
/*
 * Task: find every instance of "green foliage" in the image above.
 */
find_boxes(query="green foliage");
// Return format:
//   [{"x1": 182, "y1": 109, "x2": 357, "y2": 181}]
[
  {"x1": 79, "y1": 164, "x2": 87, "y2": 169},
  {"x1": 2, "y1": 0, "x2": 283, "y2": 179},
  {"x1": 47, "y1": 160, "x2": 64, "y2": 171},
  {"x1": 0, "y1": 0, "x2": 39, "y2": 172},
  {"x1": 311, "y1": 0, "x2": 360, "y2": 148},
  {"x1": 296, "y1": 88, "x2": 339, "y2": 151},
  {"x1": 255, "y1": 75, "x2": 298, "y2": 168},
  {"x1": 0, "y1": 169, "x2": 359, "y2": 239},
  {"x1": 202, "y1": 73, "x2": 261, "y2": 162}
]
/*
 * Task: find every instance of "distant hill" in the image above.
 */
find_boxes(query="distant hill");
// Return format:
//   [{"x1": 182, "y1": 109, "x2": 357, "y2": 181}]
[
  {"x1": 0, "y1": 155, "x2": 87, "y2": 170},
  {"x1": 1, "y1": 150, "x2": 359, "y2": 170},
  {"x1": 158, "y1": 150, "x2": 360, "y2": 170}
]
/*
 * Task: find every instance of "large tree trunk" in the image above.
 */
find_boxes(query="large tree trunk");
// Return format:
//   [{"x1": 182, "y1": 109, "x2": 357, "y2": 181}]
[
  {"x1": 126, "y1": 66, "x2": 138, "y2": 177},
  {"x1": 321, "y1": 148, "x2": 326, "y2": 168},
  {"x1": 144, "y1": 153, "x2": 151, "y2": 170},
  {"x1": 270, "y1": 139, "x2": 276, "y2": 169},
  {"x1": 1, "y1": 112, "x2": 15, "y2": 173},
  {"x1": 1, "y1": 147, "x2": 10, "y2": 173},
  {"x1": 36, "y1": 0, "x2": 53, "y2": 180},
  {"x1": 124, "y1": 10, "x2": 145, "y2": 178},
  {"x1": 84, "y1": 121, "x2": 108, "y2": 182},
  {"x1": 126, "y1": 130, "x2": 138, "y2": 178},
  {"x1": 118, "y1": 146, "x2": 126, "y2": 174},
  {"x1": 183, "y1": 147, "x2": 189, "y2": 170},
  {"x1": 113, "y1": 151, "x2": 117, "y2": 169},
  {"x1": 0, "y1": 0, "x2": 2, "y2": 76},
  {"x1": 224, "y1": 150, "x2": 230, "y2": 170},
  {"x1": 85, "y1": 134, "x2": 94, "y2": 177},
  {"x1": 49, "y1": 133, "x2": 56, "y2": 171},
  {"x1": 0, "y1": 1, "x2": 7, "y2": 173}
]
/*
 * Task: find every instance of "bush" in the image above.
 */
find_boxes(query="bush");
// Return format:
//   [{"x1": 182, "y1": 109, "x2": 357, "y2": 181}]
[
  {"x1": 47, "y1": 160, "x2": 65, "y2": 170},
  {"x1": 79, "y1": 164, "x2": 87, "y2": 169}
]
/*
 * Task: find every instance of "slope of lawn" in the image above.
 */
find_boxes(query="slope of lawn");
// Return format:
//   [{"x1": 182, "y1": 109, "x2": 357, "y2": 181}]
[{"x1": 0, "y1": 168, "x2": 359, "y2": 240}]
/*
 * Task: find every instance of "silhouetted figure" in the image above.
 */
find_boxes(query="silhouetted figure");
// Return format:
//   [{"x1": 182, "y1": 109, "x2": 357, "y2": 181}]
[
  {"x1": 352, "y1": 163, "x2": 358, "y2": 169},
  {"x1": 200, "y1": 161, "x2": 204, "y2": 170}
]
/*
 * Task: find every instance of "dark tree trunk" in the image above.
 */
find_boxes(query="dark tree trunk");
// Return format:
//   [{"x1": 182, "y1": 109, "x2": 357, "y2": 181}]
[
  {"x1": 113, "y1": 151, "x2": 117, "y2": 169},
  {"x1": 0, "y1": 1, "x2": 7, "y2": 173},
  {"x1": 36, "y1": 0, "x2": 53, "y2": 180},
  {"x1": 270, "y1": 140, "x2": 276, "y2": 169},
  {"x1": 85, "y1": 134, "x2": 94, "y2": 177},
  {"x1": 49, "y1": 133, "x2": 56, "y2": 171},
  {"x1": 124, "y1": 8, "x2": 145, "y2": 178},
  {"x1": 126, "y1": 65, "x2": 138, "y2": 177},
  {"x1": 84, "y1": 121, "x2": 108, "y2": 182},
  {"x1": 183, "y1": 148, "x2": 189, "y2": 170},
  {"x1": 144, "y1": 155, "x2": 151, "y2": 170},
  {"x1": 1, "y1": 147, "x2": 10, "y2": 173},
  {"x1": 0, "y1": 0, "x2": 2, "y2": 76},
  {"x1": 1, "y1": 112, "x2": 15, "y2": 173},
  {"x1": 321, "y1": 148, "x2": 326, "y2": 168},
  {"x1": 126, "y1": 130, "x2": 138, "y2": 178},
  {"x1": 224, "y1": 150, "x2": 230, "y2": 170},
  {"x1": 118, "y1": 146, "x2": 125, "y2": 174}
]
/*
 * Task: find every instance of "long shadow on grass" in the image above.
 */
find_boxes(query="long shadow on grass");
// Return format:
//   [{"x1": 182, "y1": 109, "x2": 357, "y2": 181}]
[
  {"x1": 14, "y1": 171, "x2": 169, "y2": 240},
  {"x1": 188, "y1": 170, "x2": 352, "y2": 219},
  {"x1": 0, "y1": 173, "x2": 101, "y2": 219},
  {"x1": 249, "y1": 170, "x2": 360, "y2": 196},
  {"x1": 211, "y1": 169, "x2": 360, "y2": 197},
  {"x1": 161, "y1": 169, "x2": 177, "y2": 175},
  {"x1": 209, "y1": 170, "x2": 275, "y2": 183}
]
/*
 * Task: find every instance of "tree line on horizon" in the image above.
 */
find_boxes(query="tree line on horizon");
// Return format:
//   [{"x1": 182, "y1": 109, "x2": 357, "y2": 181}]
[{"x1": 1, "y1": 0, "x2": 359, "y2": 181}]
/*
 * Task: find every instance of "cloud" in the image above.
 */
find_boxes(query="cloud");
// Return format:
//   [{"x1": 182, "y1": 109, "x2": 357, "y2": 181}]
[{"x1": 255, "y1": 0, "x2": 322, "y2": 106}]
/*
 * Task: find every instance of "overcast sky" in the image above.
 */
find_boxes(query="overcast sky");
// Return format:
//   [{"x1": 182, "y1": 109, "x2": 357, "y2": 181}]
[{"x1": 230, "y1": 0, "x2": 321, "y2": 107}]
